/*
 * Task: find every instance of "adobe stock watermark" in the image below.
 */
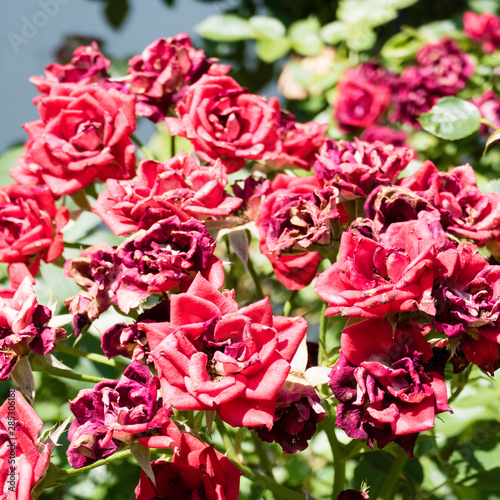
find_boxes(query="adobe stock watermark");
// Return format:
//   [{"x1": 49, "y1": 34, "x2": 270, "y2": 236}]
[
  {"x1": 7, "y1": 0, "x2": 72, "y2": 54},
  {"x1": 6, "y1": 389, "x2": 17, "y2": 494}
]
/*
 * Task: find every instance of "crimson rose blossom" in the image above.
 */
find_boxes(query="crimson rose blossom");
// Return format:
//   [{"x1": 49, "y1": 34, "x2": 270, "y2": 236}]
[
  {"x1": 314, "y1": 138, "x2": 414, "y2": 200},
  {"x1": 335, "y1": 70, "x2": 391, "y2": 132},
  {"x1": 255, "y1": 173, "x2": 326, "y2": 290},
  {"x1": 127, "y1": 34, "x2": 229, "y2": 122},
  {"x1": 0, "y1": 277, "x2": 66, "y2": 380},
  {"x1": 135, "y1": 433, "x2": 242, "y2": 500},
  {"x1": 92, "y1": 152, "x2": 242, "y2": 236},
  {"x1": 165, "y1": 74, "x2": 283, "y2": 173},
  {"x1": 400, "y1": 161, "x2": 500, "y2": 245},
  {"x1": 144, "y1": 274, "x2": 308, "y2": 428},
  {"x1": 23, "y1": 83, "x2": 136, "y2": 197},
  {"x1": 315, "y1": 218, "x2": 443, "y2": 318},
  {"x1": 463, "y1": 11, "x2": 500, "y2": 53},
  {"x1": 30, "y1": 42, "x2": 110, "y2": 103},
  {"x1": 0, "y1": 184, "x2": 69, "y2": 279},
  {"x1": 329, "y1": 319, "x2": 451, "y2": 457},
  {"x1": 0, "y1": 390, "x2": 51, "y2": 500}
]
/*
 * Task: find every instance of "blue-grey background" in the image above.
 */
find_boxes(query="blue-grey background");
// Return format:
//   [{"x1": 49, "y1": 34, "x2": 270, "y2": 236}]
[{"x1": 0, "y1": 0, "x2": 234, "y2": 153}]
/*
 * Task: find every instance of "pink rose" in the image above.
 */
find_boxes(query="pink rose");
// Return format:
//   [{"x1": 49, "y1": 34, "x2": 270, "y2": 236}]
[
  {"x1": 315, "y1": 218, "x2": 444, "y2": 318},
  {"x1": 0, "y1": 278, "x2": 66, "y2": 380},
  {"x1": 23, "y1": 83, "x2": 136, "y2": 197},
  {"x1": 30, "y1": 42, "x2": 110, "y2": 103},
  {"x1": 127, "y1": 35, "x2": 230, "y2": 122},
  {"x1": 0, "y1": 184, "x2": 69, "y2": 278},
  {"x1": 329, "y1": 319, "x2": 451, "y2": 457},
  {"x1": 463, "y1": 11, "x2": 500, "y2": 53},
  {"x1": 335, "y1": 70, "x2": 391, "y2": 131},
  {"x1": 144, "y1": 274, "x2": 307, "y2": 428},
  {"x1": 135, "y1": 433, "x2": 241, "y2": 500},
  {"x1": 92, "y1": 152, "x2": 242, "y2": 236},
  {"x1": 0, "y1": 390, "x2": 51, "y2": 499},
  {"x1": 473, "y1": 90, "x2": 500, "y2": 134},
  {"x1": 166, "y1": 75, "x2": 283, "y2": 173}
]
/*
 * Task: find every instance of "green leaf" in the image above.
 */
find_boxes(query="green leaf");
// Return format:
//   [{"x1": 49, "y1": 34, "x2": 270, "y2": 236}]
[
  {"x1": 255, "y1": 37, "x2": 291, "y2": 62},
  {"x1": 249, "y1": 16, "x2": 286, "y2": 39},
  {"x1": 289, "y1": 17, "x2": 324, "y2": 56},
  {"x1": 320, "y1": 21, "x2": 349, "y2": 44},
  {"x1": 381, "y1": 31, "x2": 421, "y2": 60},
  {"x1": 346, "y1": 26, "x2": 377, "y2": 51},
  {"x1": 419, "y1": 97, "x2": 482, "y2": 141},
  {"x1": 0, "y1": 144, "x2": 23, "y2": 187},
  {"x1": 196, "y1": 14, "x2": 256, "y2": 42},
  {"x1": 418, "y1": 20, "x2": 457, "y2": 42},
  {"x1": 105, "y1": 0, "x2": 129, "y2": 29}
]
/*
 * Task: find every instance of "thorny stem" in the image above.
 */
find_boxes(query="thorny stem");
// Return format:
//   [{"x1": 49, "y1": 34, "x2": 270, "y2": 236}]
[
  {"x1": 319, "y1": 302, "x2": 328, "y2": 366},
  {"x1": 321, "y1": 417, "x2": 345, "y2": 498},
  {"x1": 246, "y1": 255, "x2": 264, "y2": 300},
  {"x1": 251, "y1": 432, "x2": 275, "y2": 480},
  {"x1": 34, "y1": 364, "x2": 111, "y2": 384}
]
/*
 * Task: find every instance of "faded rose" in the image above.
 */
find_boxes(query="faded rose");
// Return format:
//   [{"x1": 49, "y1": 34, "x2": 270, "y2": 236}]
[
  {"x1": 329, "y1": 319, "x2": 450, "y2": 457},
  {"x1": 165, "y1": 75, "x2": 283, "y2": 173},
  {"x1": 135, "y1": 433, "x2": 241, "y2": 500},
  {"x1": 144, "y1": 274, "x2": 307, "y2": 428},
  {"x1": 314, "y1": 138, "x2": 414, "y2": 200},
  {"x1": 127, "y1": 34, "x2": 229, "y2": 122},
  {"x1": 112, "y1": 215, "x2": 223, "y2": 313},
  {"x1": 255, "y1": 174, "x2": 326, "y2": 290},
  {"x1": 0, "y1": 390, "x2": 51, "y2": 500},
  {"x1": 434, "y1": 242, "x2": 500, "y2": 375},
  {"x1": 0, "y1": 184, "x2": 69, "y2": 278},
  {"x1": 0, "y1": 278, "x2": 65, "y2": 381},
  {"x1": 23, "y1": 83, "x2": 136, "y2": 197},
  {"x1": 92, "y1": 153, "x2": 242, "y2": 236},
  {"x1": 315, "y1": 218, "x2": 443, "y2": 318},
  {"x1": 67, "y1": 361, "x2": 174, "y2": 468}
]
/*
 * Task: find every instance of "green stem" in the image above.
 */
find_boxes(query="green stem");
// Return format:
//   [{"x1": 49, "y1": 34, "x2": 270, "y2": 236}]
[
  {"x1": 215, "y1": 417, "x2": 239, "y2": 462},
  {"x1": 131, "y1": 133, "x2": 154, "y2": 159},
  {"x1": 321, "y1": 418, "x2": 345, "y2": 498},
  {"x1": 55, "y1": 343, "x2": 129, "y2": 370},
  {"x1": 235, "y1": 462, "x2": 305, "y2": 500},
  {"x1": 319, "y1": 302, "x2": 328, "y2": 366},
  {"x1": 283, "y1": 290, "x2": 298, "y2": 317},
  {"x1": 34, "y1": 365, "x2": 111, "y2": 384},
  {"x1": 170, "y1": 133, "x2": 176, "y2": 157},
  {"x1": 61, "y1": 449, "x2": 133, "y2": 477},
  {"x1": 376, "y1": 447, "x2": 408, "y2": 500},
  {"x1": 251, "y1": 432, "x2": 275, "y2": 480},
  {"x1": 63, "y1": 241, "x2": 92, "y2": 250},
  {"x1": 480, "y1": 117, "x2": 500, "y2": 131},
  {"x1": 247, "y1": 255, "x2": 264, "y2": 300}
]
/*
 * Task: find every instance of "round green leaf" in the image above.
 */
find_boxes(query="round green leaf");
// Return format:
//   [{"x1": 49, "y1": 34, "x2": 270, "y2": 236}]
[
  {"x1": 249, "y1": 16, "x2": 286, "y2": 40},
  {"x1": 196, "y1": 14, "x2": 256, "y2": 42},
  {"x1": 320, "y1": 21, "x2": 349, "y2": 44},
  {"x1": 418, "y1": 97, "x2": 482, "y2": 141},
  {"x1": 289, "y1": 17, "x2": 324, "y2": 56},
  {"x1": 256, "y1": 37, "x2": 291, "y2": 63}
]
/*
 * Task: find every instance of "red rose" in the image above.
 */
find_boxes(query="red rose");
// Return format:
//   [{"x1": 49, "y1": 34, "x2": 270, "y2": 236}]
[
  {"x1": 23, "y1": 83, "x2": 136, "y2": 198},
  {"x1": 315, "y1": 218, "x2": 444, "y2": 318},
  {"x1": 165, "y1": 75, "x2": 282, "y2": 173},
  {"x1": 92, "y1": 153, "x2": 242, "y2": 236},
  {"x1": 135, "y1": 433, "x2": 241, "y2": 500},
  {"x1": 0, "y1": 184, "x2": 69, "y2": 278},
  {"x1": 329, "y1": 319, "x2": 451, "y2": 457},
  {"x1": 464, "y1": 11, "x2": 500, "y2": 53},
  {"x1": 0, "y1": 390, "x2": 51, "y2": 499},
  {"x1": 335, "y1": 70, "x2": 391, "y2": 131},
  {"x1": 143, "y1": 274, "x2": 307, "y2": 428}
]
